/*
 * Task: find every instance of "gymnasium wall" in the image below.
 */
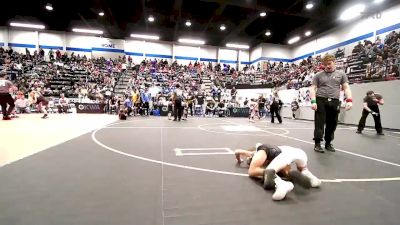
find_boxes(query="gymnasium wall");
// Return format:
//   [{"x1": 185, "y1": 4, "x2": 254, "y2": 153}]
[
  {"x1": 291, "y1": 4, "x2": 400, "y2": 63},
  {"x1": 0, "y1": 27, "x2": 250, "y2": 65},
  {"x1": 247, "y1": 4, "x2": 400, "y2": 65}
]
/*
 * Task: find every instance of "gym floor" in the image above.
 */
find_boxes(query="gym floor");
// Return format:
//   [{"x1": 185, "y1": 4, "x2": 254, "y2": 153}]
[{"x1": 1, "y1": 116, "x2": 399, "y2": 225}]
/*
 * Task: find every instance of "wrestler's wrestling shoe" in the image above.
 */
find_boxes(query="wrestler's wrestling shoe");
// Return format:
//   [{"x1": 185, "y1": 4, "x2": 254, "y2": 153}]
[
  {"x1": 272, "y1": 180, "x2": 294, "y2": 201},
  {"x1": 263, "y1": 169, "x2": 276, "y2": 190},
  {"x1": 301, "y1": 170, "x2": 321, "y2": 188}
]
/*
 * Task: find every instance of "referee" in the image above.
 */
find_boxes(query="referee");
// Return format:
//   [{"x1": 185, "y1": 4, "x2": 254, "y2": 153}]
[
  {"x1": 0, "y1": 71, "x2": 17, "y2": 120},
  {"x1": 310, "y1": 54, "x2": 353, "y2": 153}
]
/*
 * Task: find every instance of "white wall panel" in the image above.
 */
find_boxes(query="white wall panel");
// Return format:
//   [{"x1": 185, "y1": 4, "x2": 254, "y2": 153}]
[
  {"x1": 145, "y1": 42, "x2": 172, "y2": 56},
  {"x1": 124, "y1": 40, "x2": 145, "y2": 63},
  {"x1": 39, "y1": 32, "x2": 63, "y2": 48},
  {"x1": 174, "y1": 44, "x2": 199, "y2": 65},
  {"x1": 0, "y1": 27, "x2": 8, "y2": 46},
  {"x1": 239, "y1": 50, "x2": 250, "y2": 70},
  {"x1": 92, "y1": 38, "x2": 125, "y2": 59},
  {"x1": 291, "y1": 39, "x2": 316, "y2": 63},
  {"x1": 219, "y1": 48, "x2": 238, "y2": 69},
  {"x1": 250, "y1": 45, "x2": 262, "y2": 63},
  {"x1": 199, "y1": 46, "x2": 217, "y2": 60},
  {"x1": 65, "y1": 34, "x2": 94, "y2": 58},
  {"x1": 261, "y1": 44, "x2": 291, "y2": 61},
  {"x1": 142, "y1": 41, "x2": 172, "y2": 62},
  {"x1": 219, "y1": 48, "x2": 238, "y2": 61},
  {"x1": 9, "y1": 29, "x2": 37, "y2": 53}
]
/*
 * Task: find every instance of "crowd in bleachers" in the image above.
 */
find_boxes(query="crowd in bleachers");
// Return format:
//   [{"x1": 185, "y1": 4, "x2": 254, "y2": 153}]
[
  {"x1": 207, "y1": 31, "x2": 400, "y2": 90},
  {"x1": 345, "y1": 31, "x2": 400, "y2": 82},
  {"x1": 0, "y1": 46, "x2": 126, "y2": 102},
  {"x1": 2, "y1": 30, "x2": 400, "y2": 118}
]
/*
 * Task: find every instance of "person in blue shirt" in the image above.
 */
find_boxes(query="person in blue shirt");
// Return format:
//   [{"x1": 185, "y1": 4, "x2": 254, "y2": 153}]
[
  {"x1": 123, "y1": 95, "x2": 132, "y2": 116},
  {"x1": 141, "y1": 88, "x2": 151, "y2": 116}
]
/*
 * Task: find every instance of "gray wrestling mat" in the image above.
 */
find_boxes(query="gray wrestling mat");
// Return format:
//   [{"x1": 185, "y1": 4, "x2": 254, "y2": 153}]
[{"x1": 1, "y1": 117, "x2": 400, "y2": 225}]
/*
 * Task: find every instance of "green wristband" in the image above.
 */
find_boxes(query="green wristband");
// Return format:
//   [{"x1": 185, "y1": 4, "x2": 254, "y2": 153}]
[{"x1": 311, "y1": 99, "x2": 317, "y2": 104}]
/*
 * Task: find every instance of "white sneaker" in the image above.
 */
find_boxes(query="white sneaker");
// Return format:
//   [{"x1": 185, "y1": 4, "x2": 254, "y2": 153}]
[
  {"x1": 272, "y1": 180, "x2": 294, "y2": 201},
  {"x1": 302, "y1": 170, "x2": 322, "y2": 188}
]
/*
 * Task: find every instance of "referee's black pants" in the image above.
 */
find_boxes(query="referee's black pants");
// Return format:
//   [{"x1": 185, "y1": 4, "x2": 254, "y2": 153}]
[
  {"x1": 270, "y1": 106, "x2": 282, "y2": 123},
  {"x1": 0, "y1": 93, "x2": 15, "y2": 117},
  {"x1": 357, "y1": 106, "x2": 382, "y2": 133},
  {"x1": 173, "y1": 101, "x2": 183, "y2": 120},
  {"x1": 313, "y1": 97, "x2": 340, "y2": 144}
]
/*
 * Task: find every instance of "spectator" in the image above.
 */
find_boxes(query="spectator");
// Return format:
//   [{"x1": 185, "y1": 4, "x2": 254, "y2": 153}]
[
  {"x1": 57, "y1": 93, "x2": 69, "y2": 113},
  {"x1": 15, "y1": 92, "x2": 30, "y2": 114}
]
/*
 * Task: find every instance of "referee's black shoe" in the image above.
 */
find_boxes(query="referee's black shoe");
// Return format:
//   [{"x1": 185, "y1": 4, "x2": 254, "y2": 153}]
[
  {"x1": 325, "y1": 143, "x2": 335, "y2": 152},
  {"x1": 314, "y1": 143, "x2": 325, "y2": 153}
]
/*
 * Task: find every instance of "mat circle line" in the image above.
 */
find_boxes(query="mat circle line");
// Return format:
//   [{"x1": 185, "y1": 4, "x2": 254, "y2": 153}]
[{"x1": 92, "y1": 119, "x2": 400, "y2": 183}]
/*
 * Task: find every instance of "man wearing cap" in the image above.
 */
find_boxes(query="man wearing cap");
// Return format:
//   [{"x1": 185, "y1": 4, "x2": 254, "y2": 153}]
[
  {"x1": 310, "y1": 54, "x2": 353, "y2": 153},
  {"x1": 0, "y1": 71, "x2": 17, "y2": 120},
  {"x1": 356, "y1": 91, "x2": 384, "y2": 135}
]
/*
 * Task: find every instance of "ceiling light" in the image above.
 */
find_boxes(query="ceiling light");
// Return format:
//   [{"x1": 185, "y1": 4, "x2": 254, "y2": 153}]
[
  {"x1": 288, "y1": 36, "x2": 300, "y2": 44},
  {"x1": 148, "y1": 16, "x2": 155, "y2": 22},
  {"x1": 72, "y1": 28, "x2": 103, "y2": 35},
  {"x1": 339, "y1": 4, "x2": 366, "y2": 21},
  {"x1": 226, "y1": 43, "x2": 250, "y2": 49},
  {"x1": 373, "y1": 0, "x2": 385, "y2": 3},
  {"x1": 220, "y1": 25, "x2": 226, "y2": 31},
  {"x1": 185, "y1": 20, "x2": 191, "y2": 27},
  {"x1": 130, "y1": 34, "x2": 160, "y2": 40},
  {"x1": 260, "y1": 12, "x2": 267, "y2": 17},
  {"x1": 98, "y1": 12, "x2": 104, "y2": 16},
  {"x1": 178, "y1": 38, "x2": 205, "y2": 45},
  {"x1": 305, "y1": 31, "x2": 312, "y2": 36},
  {"x1": 305, "y1": 2, "x2": 314, "y2": 9},
  {"x1": 45, "y1": 3, "x2": 53, "y2": 11},
  {"x1": 265, "y1": 31, "x2": 271, "y2": 36},
  {"x1": 10, "y1": 22, "x2": 45, "y2": 29}
]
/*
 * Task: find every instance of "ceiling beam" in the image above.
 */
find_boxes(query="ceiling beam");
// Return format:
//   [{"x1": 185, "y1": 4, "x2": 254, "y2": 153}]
[
  {"x1": 202, "y1": 0, "x2": 228, "y2": 33},
  {"x1": 287, "y1": 0, "x2": 305, "y2": 11},
  {"x1": 220, "y1": 13, "x2": 261, "y2": 45},
  {"x1": 173, "y1": 0, "x2": 183, "y2": 40}
]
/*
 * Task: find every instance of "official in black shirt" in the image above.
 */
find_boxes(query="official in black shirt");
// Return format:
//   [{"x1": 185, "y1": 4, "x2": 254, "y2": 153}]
[
  {"x1": 258, "y1": 96, "x2": 266, "y2": 118},
  {"x1": 356, "y1": 91, "x2": 384, "y2": 135},
  {"x1": 269, "y1": 93, "x2": 282, "y2": 124}
]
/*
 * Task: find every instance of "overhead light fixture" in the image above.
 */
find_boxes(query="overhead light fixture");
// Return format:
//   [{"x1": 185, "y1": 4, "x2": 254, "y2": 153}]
[
  {"x1": 339, "y1": 4, "x2": 366, "y2": 21},
  {"x1": 220, "y1": 25, "x2": 226, "y2": 31},
  {"x1": 226, "y1": 43, "x2": 250, "y2": 49},
  {"x1": 72, "y1": 28, "x2": 103, "y2": 35},
  {"x1": 373, "y1": 0, "x2": 385, "y2": 3},
  {"x1": 288, "y1": 36, "x2": 300, "y2": 44},
  {"x1": 130, "y1": 34, "x2": 160, "y2": 40},
  {"x1": 148, "y1": 16, "x2": 155, "y2": 22},
  {"x1": 10, "y1": 22, "x2": 45, "y2": 29},
  {"x1": 260, "y1": 12, "x2": 267, "y2": 17},
  {"x1": 185, "y1": 20, "x2": 191, "y2": 27},
  {"x1": 305, "y1": 1, "x2": 314, "y2": 9},
  {"x1": 178, "y1": 38, "x2": 205, "y2": 45},
  {"x1": 265, "y1": 31, "x2": 271, "y2": 36},
  {"x1": 45, "y1": 3, "x2": 53, "y2": 11},
  {"x1": 305, "y1": 31, "x2": 312, "y2": 36},
  {"x1": 98, "y1": 12, "x2": 104, "y2": 16}
]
